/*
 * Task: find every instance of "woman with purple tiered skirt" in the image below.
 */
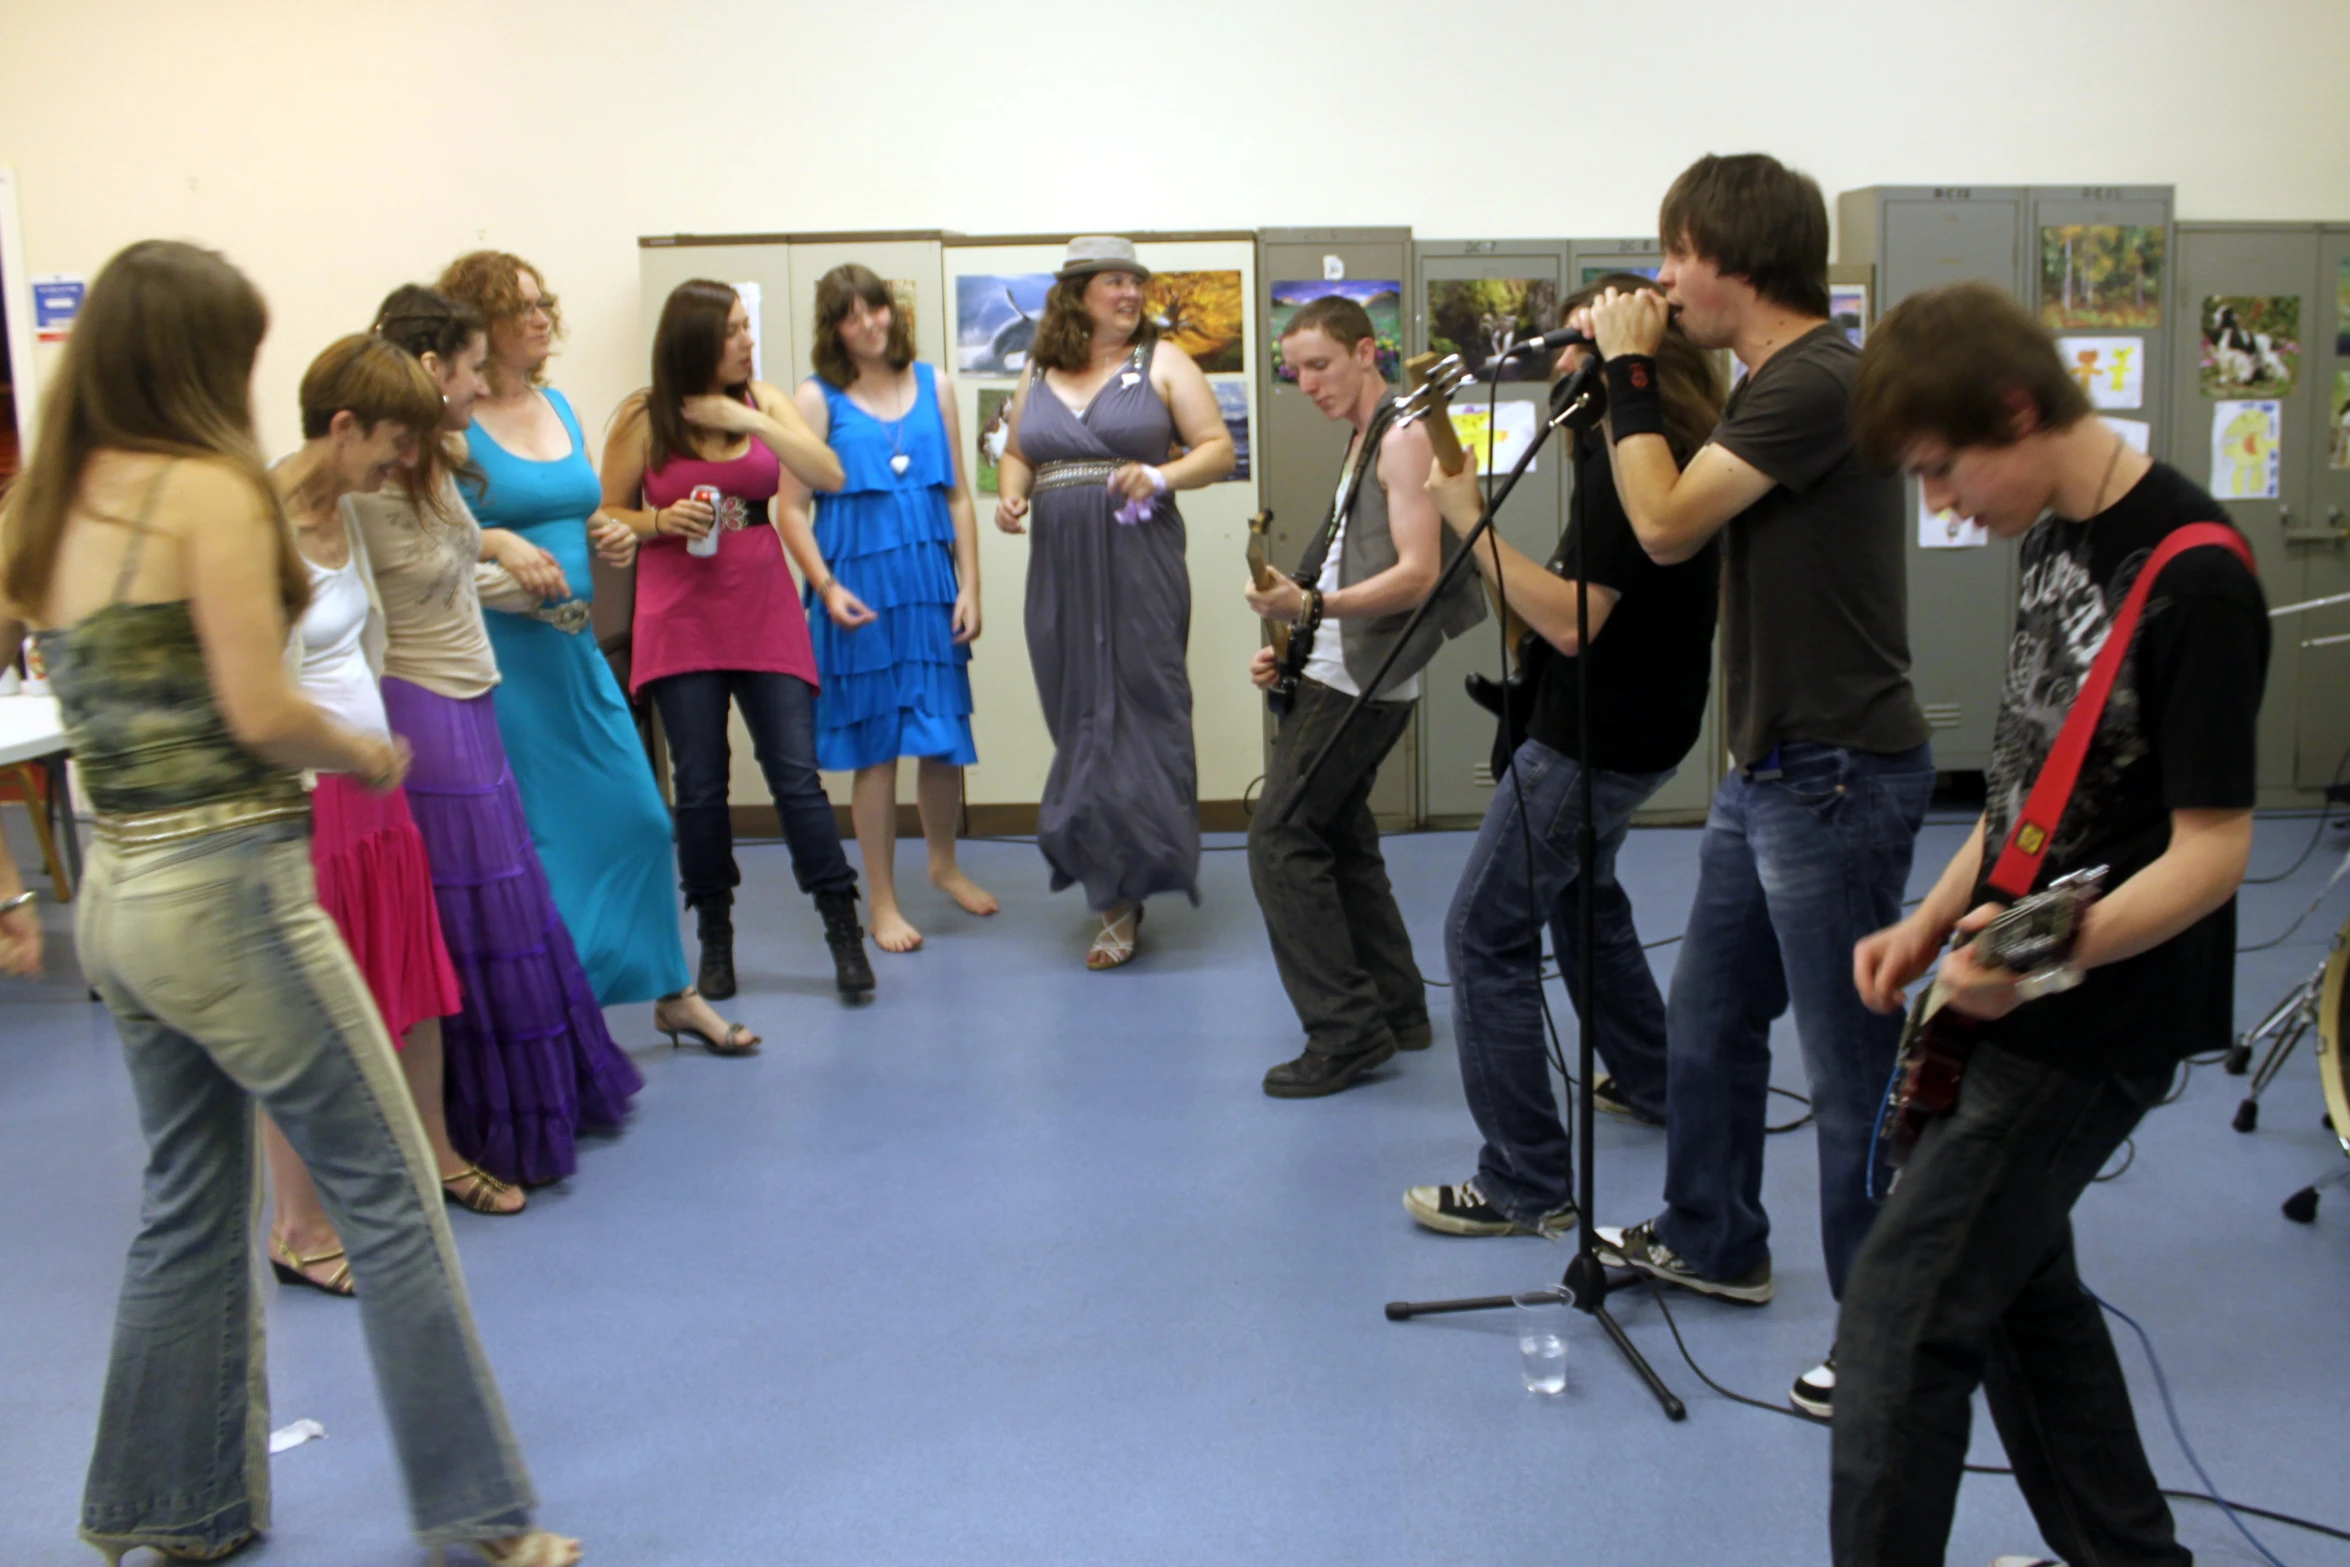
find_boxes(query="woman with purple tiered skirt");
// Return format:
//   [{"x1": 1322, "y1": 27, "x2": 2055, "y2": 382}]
[{"x1": 353, "y1": 285, "x2": 642, "y2": 1186}]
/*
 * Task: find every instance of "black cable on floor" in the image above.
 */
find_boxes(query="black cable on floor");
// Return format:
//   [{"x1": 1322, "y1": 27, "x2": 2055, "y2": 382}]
[
  {"x1": 1637, "y1": 1279, "x2": 2350, "y2": 1548},
  {"x1": 2243, "y1": 742, "x2": 2350, "y2": 885}
]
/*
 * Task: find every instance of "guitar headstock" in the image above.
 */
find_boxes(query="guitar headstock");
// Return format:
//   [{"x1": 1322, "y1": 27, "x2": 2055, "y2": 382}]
[
  {"x1": 1395, "y1": 352, "x2": 1473, "y2": 477},
  {"x1": 1245, "y1": 508, "x2": 1276, "y2": 586}
]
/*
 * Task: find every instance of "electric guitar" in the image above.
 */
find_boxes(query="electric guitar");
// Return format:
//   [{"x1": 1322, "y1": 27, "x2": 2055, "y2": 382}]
[
  {"x1": 1399, "y1": 352, "x2": 1542, "y2": 756},
  {"x1": 1881, "y1": 867, "x2": 2106, "y2": 1173},
  {"x1": 1244, "y1": 509, "x2": 1303, "y2": 713}
]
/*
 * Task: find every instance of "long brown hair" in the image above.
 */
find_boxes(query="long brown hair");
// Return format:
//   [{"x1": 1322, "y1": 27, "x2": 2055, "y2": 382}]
[
  {"x1": 372, "y1": 283, "x2": 486, "y2": 517},
  {"x1": 0, "y1": 240, "x2": 306, "y2": 621},
  {"x1": 436, "y1": 250, "x2": 559, "y2": 388},
  {"x1": 641, "y1": 279, "x2": 744, "y2": 473},
  {"x1": 1565, "y1": 272, "x2": 1723, "y2": 464},
  {"x1": 810, "y1": 264, "x2": 916, "y2": 390},
  {"x1": 1028, "y1": 271, "x2": 1157, "y2": 374}
]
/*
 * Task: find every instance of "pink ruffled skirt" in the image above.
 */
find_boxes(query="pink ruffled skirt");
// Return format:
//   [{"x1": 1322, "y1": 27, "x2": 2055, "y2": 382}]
[{"x1": 309, "y1": 773, "x2": 463, "y2": 1041}]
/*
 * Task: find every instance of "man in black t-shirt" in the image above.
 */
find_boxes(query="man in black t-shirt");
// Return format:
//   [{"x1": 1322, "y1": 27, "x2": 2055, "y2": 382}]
[
  {"x1": 1403, "y1": 290, "x2": 1720, "y2": 1239},
  {"x1": 1581, "y1": 156, "x2": 1935, "y2": 1419},
  {"x1": 1834, "y1": 282, "x2": 2266, "y2": 1567}
]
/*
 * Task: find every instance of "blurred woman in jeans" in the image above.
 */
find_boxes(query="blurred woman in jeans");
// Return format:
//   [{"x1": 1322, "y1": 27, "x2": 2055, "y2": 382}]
[{"x1": 0, "y1": 240, "x2": 577, "y2": 1566}]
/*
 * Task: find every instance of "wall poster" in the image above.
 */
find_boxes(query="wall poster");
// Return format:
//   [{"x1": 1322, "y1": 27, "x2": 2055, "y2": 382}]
[
  {"x1": 2038, "y1": 225, "x2": 2165, "y2": 329},
  {"x1": 2209, "y1": 399, "x2": 2283, "y2": 499},
  {"x1": 1425, "y1": 278, "x2": 1558, "y2": 382},
  {"x1": 2199, "y1": 295, "x2": 2299, "y2": 398},
  {"x1": 1268, "y1": 279, "x2": 1402, "y2": 384},
  {"x1": 2056, "y1": 335, "x2": 2143, "y2": 409}
]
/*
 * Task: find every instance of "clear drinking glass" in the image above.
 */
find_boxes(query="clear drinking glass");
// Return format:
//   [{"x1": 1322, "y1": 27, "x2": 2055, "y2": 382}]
[{"x1": 1514, "y1": 1287, "x2": 1572, "y2": 1396}]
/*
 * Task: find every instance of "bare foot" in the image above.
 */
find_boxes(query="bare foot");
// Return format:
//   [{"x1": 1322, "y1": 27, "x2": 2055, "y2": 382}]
[
  {"x1": 871, "y1": 905, "x2": 924, "y2": 953},
  {"x1": 930, "y1": 864, "x2": 1000, "y2": 917}
]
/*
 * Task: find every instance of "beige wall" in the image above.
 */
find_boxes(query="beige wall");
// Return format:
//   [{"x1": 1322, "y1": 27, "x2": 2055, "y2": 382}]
[{"x1": 7, "y1": 0, "x2": 2350, "y2": 804}]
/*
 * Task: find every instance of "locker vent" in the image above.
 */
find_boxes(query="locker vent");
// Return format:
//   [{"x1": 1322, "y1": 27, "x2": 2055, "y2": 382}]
[
  {"x1": 1922, "y1": 703, "x2": 1965, "y2": 731},
  {"x1": 1471, "y1": 762, "x2": 1496, "y2": 788}
]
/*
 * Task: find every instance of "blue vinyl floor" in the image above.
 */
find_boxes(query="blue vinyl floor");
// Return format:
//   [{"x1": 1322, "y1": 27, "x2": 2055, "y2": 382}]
[{"x1": 2, "y1": 812, "x2": 2347, "y2": 1567}]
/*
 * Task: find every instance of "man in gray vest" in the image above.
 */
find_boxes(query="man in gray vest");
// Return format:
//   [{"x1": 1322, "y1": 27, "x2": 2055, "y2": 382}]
[{"x1": 1244, "y1": 295, "x2": 1485, "y2": 1097}]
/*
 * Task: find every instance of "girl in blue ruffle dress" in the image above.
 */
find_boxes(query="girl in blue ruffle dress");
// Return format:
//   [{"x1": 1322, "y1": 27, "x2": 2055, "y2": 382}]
[{"x1": 789, "y1": 264, "x2": 992, "y2": 954}]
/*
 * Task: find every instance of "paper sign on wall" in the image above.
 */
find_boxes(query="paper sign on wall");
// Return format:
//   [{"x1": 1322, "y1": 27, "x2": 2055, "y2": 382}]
[
  {"x1": 2100, "y1": 416, "x2": 2151, "y2": 454},
  {"x1": 1447, "y1": 399, "x2": 1537, "y2": 477},
  {"x1": 33, "y1": 275, "x2": 85, "y2": 343},
  {"x1": 2057, "y1": 336, "x2": 2144, "y2": 410},
  {"x1": 2209, "y1": 400, "x2": 2282, "y2": 500},
  {"x1": 1918, "y1": 479, "x2": 1988, "y2": 549},
  {"x1": 731, "y1": 282, "x2": 764, "y2": 383}
]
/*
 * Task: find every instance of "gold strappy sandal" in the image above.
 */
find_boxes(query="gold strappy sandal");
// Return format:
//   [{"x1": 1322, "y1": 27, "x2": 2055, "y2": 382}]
[
  {"x1": 431, "y1": 1530, "x2": 583, "y2": 1566},
  {"x1": 269, "y1": 1234, "x2": 353, "y2": 1298},
  {"x1": 442, "y1": 1163, "x2": 526, "y2": 1216}
]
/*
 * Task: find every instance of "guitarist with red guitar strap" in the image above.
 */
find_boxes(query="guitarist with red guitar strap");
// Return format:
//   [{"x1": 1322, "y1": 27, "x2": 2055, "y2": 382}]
[{"x1": 1832, "y1": 283, "x2": 2270, "y2": 1567}]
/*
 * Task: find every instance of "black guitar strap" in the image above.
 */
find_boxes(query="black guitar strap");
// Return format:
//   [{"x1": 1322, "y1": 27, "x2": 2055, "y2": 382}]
[{"x1": 1290, "y1": 400, "x2": 1399, "y2": 588}]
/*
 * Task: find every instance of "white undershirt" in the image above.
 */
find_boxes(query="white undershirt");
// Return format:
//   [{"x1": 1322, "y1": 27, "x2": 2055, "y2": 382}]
[
  {"x1": 1302, "y1": 511, "x2": 1421, "y2": 703},
  {"x1": 298, "y1": 553, "x2": 389, "y2": 740}
]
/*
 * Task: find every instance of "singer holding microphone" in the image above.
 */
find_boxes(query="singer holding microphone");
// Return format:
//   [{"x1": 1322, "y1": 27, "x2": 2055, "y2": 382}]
[
  {"x1": 1580, "y1": 155, "x2": 1934, "y2": 1421},
  {"x1": 1403, "y1": 274, "x2": 1723, "y2": 1234}
]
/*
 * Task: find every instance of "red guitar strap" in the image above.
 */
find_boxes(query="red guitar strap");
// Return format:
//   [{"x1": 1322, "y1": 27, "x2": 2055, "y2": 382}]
[{"x1": 1984, "y1": 522, "x2": 2255, "y2": 901}]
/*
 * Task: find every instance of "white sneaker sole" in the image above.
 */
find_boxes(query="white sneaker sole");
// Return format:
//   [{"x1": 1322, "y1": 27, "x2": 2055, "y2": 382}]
[{"x1": 1404, "y1": 1189, "x2": 1574, "y2": 1238}]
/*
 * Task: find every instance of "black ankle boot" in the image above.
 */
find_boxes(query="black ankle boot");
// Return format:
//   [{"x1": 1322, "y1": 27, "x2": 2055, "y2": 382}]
[
  {"x1": 814, "y1": 888, "x2": 875, "y2": 999},
  {"x1": 692, "y1": 895, "x2": 736, "y2": 1001}
]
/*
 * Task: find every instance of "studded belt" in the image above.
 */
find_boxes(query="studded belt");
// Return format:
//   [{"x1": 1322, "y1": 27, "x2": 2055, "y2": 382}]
[{"x1": 1032, "y1": 460, "x2": 1123, "y2": 495}]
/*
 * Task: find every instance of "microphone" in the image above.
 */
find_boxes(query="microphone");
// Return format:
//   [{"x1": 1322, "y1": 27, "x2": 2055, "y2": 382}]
[{"x1": 1473, "y1": 327, "x2": 1598, "y2": 380}]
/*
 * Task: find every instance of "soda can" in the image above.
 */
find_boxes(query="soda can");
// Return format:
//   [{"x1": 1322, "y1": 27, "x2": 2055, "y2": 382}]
[{"x1": 687, "y1": 484, "x2": 723, "y2": 558}]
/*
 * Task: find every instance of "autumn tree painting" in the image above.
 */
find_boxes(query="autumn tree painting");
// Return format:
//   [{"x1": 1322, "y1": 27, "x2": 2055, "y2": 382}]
[
  {"x1": 2038, "y1": 225, "x2": 2166, "y2": 329},
  {"x1": 1145, "y1": 270, "x2": 1245, "y2": 373}
]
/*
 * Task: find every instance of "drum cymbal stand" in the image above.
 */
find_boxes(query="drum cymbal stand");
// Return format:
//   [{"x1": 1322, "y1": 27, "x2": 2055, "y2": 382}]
[{"x1": 2225, "y1": 954, "x2": 2328, "y2": 1131}]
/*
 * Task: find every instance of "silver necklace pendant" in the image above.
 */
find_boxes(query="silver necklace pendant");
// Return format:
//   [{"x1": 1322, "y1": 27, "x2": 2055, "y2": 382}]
[{"x1": 889, "y1": 452, "x2": 911, "y2": 476}]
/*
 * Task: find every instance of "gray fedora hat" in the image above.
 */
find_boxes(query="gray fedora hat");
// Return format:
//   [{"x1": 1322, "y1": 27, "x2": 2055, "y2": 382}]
[{"x1": 1055, "y1": 235, "x2": 1151, "y2": 282}]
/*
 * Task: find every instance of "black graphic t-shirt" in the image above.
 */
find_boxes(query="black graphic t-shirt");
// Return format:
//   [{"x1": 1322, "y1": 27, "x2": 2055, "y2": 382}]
[
  {"x1": 1976, "y1": 461, "x2": 2268, "y2": 1075},
  {"x1": 1528, "y1": 427, "x2": 1720, "y2": 774}
]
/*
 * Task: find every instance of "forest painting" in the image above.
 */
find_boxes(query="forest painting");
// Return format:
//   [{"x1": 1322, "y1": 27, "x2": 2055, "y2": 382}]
[
  {"x1": 1146, "y1": 271, "x2": 1245, "y2": 373},
  {"x1": 2039, "y1": 225, "x2": 2165, "y2": 329},
  {"x1": 1426, "y1": 277, "x2": 1558, "y2": 381}
]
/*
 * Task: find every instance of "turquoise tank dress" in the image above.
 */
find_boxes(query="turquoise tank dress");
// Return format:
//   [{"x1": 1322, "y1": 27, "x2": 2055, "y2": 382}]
[
  {"x1": 461, "y1": 387, "x2": 691, "y2": 1006},
  {"x1": 807, "y1": 362, "x2": 978, "y2": 771}
]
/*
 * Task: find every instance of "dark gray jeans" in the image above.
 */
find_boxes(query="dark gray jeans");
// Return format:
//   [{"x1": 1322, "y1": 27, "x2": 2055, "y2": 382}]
[
  {"x1": 1247, "y1": 678, "x2": 1427, "y2": 1058},
  {"x1": 1444, "y1": 739, "x2": 1673, "y2": 1224},
  {"x1": 1831, "y1": 1040, "x2": 2185, "y2": 1567}
]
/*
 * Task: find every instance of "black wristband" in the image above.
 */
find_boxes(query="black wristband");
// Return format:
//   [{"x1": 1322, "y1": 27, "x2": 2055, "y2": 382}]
[{"x1": 1603, "y1": 354, "x2": 1667, "y2": 442}]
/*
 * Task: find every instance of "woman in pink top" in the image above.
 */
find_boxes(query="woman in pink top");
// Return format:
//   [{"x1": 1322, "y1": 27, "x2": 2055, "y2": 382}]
[{"x1": 601, "y1": 279, "x2": 873, "y2": 1000}]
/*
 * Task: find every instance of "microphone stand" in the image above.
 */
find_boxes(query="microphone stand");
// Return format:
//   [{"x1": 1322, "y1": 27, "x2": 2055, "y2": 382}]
[{"x1": 1331, "y1": 364, "x2": 1687, "y2": 1423}]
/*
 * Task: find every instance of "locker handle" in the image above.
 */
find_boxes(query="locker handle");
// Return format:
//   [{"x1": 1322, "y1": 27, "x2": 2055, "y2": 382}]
[{"x1": 2279, "y1": 506, "x2": 2348, "y2": 544}]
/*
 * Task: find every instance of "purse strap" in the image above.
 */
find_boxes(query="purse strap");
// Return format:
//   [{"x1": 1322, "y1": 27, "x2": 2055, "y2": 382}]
[{"x1": 1984, "y1": 521, "x2": 2255, "y2": 900}]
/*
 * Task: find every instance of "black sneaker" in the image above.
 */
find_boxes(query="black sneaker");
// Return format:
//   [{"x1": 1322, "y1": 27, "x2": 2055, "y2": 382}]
[
  {"x1": 1592, "y1": 1075, "x2": 1663, "y2": 1126},
  {"x1": 1404, "y1": 1176, "x2": 1576, "y2": 1237},
  {"x1": 1593, "y1": 1219, "x2": 1774, "y2": 1304},
  {"x1": 1392, "y1": 1017, "x2": 1435, "y2": 1052},
  {"x1": 1791, "y1": 1349, "x2": 1834, "y2": 1420},
  {"x1": 1262, "y1": 1039, "x2": 1397, "y2": 1099}
]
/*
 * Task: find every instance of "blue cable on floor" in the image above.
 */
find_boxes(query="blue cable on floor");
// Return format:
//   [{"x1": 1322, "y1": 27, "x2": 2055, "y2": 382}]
[{"x1": 2088, "y1": 1286, "x2": 2288, "y2": 1567}]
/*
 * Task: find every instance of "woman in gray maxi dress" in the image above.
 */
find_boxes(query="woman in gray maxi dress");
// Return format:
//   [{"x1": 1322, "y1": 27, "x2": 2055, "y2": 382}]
[{"x1": 994, "y1": 237, "x2": 1234, "y2": 967}]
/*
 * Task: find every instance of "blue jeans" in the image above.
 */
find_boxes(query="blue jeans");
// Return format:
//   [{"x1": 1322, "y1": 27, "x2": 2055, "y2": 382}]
[
  {"x1": 649, "y1": 668, "x2": 856, "y2": 902},
  {"x1": 1652, "y1": 741, "x2": 1934, "y2": 1296},
  {"x1": 76, "y1": 820, "x2": 535, "y2": 1556},
  {"x1": 1446, "y1": 740, "x2": 1674, "y2": 1224}
]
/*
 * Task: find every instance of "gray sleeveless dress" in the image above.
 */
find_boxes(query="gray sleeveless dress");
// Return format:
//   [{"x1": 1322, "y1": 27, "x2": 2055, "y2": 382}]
[{"x1": 1019, "y1": 344, "x2": 1201, "y2": 909}]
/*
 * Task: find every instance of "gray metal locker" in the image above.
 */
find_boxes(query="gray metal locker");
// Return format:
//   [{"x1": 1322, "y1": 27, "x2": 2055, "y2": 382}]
[
  {"x1": 1253, "y1": 228, "x2": 1417, "y2": 828},
  {"x1": 1838, "y1": 186, "x2": 2028, "y2": 773},
  {"x1": 1411, "y1": 238, "x2": 1572, "y2": 826},
  {"x1": 2172, "y1": 223, "x2": 2350, "y2": 805}
]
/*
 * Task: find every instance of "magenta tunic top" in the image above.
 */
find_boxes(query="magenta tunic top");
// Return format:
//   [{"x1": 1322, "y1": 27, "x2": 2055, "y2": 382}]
[{"x1": 632, "y1": 422, "x2": 819, "y2": 694}]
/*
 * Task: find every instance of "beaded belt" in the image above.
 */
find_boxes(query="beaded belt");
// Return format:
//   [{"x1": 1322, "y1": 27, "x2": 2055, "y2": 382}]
[
  {"x1": 1032, "y1": 459, "x2": 1122, "y2": 495},
  {"x1": 94, "y1": 795, "x2": 311, "y2": 848},
  {"x1": 527, "y1": 600, "x2": 594, "y2": 635}
]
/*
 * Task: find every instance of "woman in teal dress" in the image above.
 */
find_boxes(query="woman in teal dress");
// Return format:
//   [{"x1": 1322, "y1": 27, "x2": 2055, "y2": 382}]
[{"x1": 438, "y1": 249, "x2": 752, "y2": 1051}]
